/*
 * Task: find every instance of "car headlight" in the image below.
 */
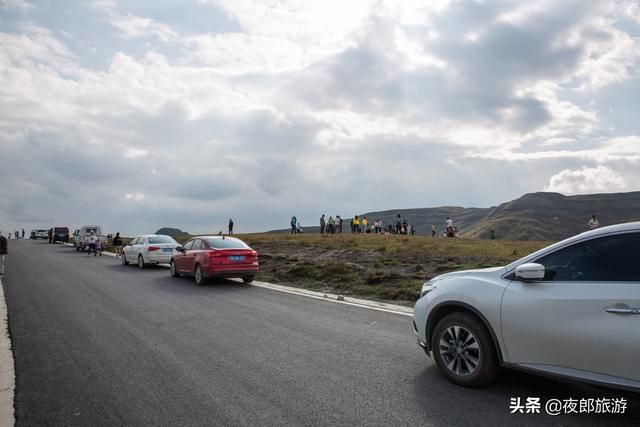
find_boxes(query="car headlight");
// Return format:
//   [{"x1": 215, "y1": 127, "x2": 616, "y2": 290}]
[{"x1": 420, "y1": 279, "x2": 442, "y2": 298}]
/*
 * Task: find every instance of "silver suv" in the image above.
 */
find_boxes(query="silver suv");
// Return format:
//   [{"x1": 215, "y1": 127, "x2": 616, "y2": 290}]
[{"x1": 413, "y1": 222, "x2": 640, "y2": 391}]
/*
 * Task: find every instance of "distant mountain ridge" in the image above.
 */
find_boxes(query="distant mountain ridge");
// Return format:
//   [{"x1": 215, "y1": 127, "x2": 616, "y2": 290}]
[
  {"x1": 272, "y1": 191, "x2": 640, "y2": 241},
  {"x1": 155, "y1": 227, "x2": 191, "y2": 238}
]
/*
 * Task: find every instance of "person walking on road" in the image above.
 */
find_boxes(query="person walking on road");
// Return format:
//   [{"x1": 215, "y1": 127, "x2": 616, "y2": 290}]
[
  {"x1": 87, "y1": 232, "x2": 97, "y2": 256},
  {"x1": 228, "y1": 218, "x2": 234, "y2": 235},
  {"x1": 320, "y1": 214, "x2": 326, "y2": 234},
  {"x1": 95, "y1": 238, "x2": 103, "y2": 256},
  {"x1": 587, "y1": 214, "x2": 600, "y2": 230},
  {"x1": 21, "y1": 228, "x2": 25, "y2": 239},
  {"x1": 290, "y1": 216, "x2": 297, "y2": 234},
  {"x1": 112, "y1": 232, "x2": 123, "y2": 257},
  {"x1": 0, "y1": 230, "x2": 7, "y2": 276}
]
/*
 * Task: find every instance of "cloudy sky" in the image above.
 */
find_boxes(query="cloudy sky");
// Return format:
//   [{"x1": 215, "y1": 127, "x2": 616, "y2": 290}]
[{"x1": 1, "y1": 0, "x2": 639, "y2": 235}]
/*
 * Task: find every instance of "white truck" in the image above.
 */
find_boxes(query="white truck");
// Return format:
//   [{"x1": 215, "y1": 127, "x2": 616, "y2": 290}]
[{"x1": 73, "y1": 225, "x2": 107, "y2": 251}]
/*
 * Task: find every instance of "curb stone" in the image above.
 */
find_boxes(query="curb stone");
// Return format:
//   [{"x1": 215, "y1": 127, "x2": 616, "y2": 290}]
[{"x1": 0, "y1": 278, "x2": 15, "y2": 427}]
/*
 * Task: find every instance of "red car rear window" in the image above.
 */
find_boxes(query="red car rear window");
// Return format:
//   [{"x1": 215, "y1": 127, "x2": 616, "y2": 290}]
[{"x1": 206, "y1": 238, "x2": 249, "y2": 249}]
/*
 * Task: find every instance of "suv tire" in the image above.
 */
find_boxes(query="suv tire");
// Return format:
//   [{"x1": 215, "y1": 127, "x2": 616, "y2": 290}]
[{"x1": 431, "y1": 312, "x2": 499, "y2": 387}]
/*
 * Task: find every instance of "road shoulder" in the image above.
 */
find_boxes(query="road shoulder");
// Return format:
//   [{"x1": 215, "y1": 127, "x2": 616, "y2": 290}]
[{"x1": 0, "y1": 278, "x2": 15, "y2": 427}]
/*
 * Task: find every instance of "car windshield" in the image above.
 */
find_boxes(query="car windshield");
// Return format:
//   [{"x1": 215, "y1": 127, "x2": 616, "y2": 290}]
[
  {"x1": 85, "y1": 228, "x2": 97, "y2": 234},
  {"x1": 207, "y1": 238, "x2": 248, "y2": 249},
  {"x1": 148, "y1": 236, "x2": 177, "y2": 244},
  {"x1": 54, "y1": 228, "x2": 67, "y2": 233}
]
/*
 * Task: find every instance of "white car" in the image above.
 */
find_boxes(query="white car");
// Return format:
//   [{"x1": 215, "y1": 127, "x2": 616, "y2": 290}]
[
  {"x1": 34, "y1": 229, "x2": 48, "y2": 239},
  {"x1": 413, "y1": 222, "x2": 640, "y2": 391},
  {"x1": 122, "y1": 234, "x2": 180, "y2": 268}
]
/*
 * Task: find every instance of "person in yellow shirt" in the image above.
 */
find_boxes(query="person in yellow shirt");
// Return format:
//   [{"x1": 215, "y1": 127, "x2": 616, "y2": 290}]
[
  {"x1": 353, "y1": 215, "x2": 360, "y2": 233},
  {"x1": 361, "y1": 216, "x2": 368, "y2": 233}
]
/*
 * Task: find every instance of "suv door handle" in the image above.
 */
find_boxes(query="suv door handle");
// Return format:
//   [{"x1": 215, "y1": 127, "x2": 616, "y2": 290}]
[{"x1": 605, "y1": 307, "x2": 640, "y2": 315}]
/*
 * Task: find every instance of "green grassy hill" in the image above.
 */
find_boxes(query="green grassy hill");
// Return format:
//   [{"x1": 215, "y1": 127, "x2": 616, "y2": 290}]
[{"x1": 155, "y1": 227, "x2": 192, "y2": 239}]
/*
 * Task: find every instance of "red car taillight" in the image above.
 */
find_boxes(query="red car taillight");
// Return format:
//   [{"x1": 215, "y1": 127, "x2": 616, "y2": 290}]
[
  {"x1": 148, "y1": 246, "x2": 161, "y2": 251},
  {"x1": 207, "y1": 250, "x2": 225, "y2": 263}
]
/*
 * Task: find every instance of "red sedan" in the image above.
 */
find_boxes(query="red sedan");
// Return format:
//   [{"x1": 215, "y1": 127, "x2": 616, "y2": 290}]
[{"x1": 170, "y1": 236, "x2": 259, "y2": 286}]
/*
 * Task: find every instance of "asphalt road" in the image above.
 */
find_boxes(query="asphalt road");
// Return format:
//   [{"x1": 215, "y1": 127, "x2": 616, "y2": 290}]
[{"x1": 1, "y1": 239, "x2": 638, "y2": 426}]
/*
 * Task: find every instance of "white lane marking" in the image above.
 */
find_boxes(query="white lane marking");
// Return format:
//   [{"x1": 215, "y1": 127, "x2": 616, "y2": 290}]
[
  {"x1": 66, "y1": 243, "x2": 414, "y2": 317},
  {"x1": 0, "y1": 278, "x2": 15, "y2": 427},
  {"x1": 251, "y1": 281, "x2": 413, "y2": 317}
]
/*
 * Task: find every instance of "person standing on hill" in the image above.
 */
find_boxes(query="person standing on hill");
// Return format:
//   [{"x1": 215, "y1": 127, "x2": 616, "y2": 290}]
[
  {"x1": 290, "y1": 216, "x2": 297, "y2": 234},
  {"x1": 353, "y1": 215, "x2": 360, "y2": 233},
  {"x1": 361, "y1": 216, "x2": 368, "y2": 233},
  {"x1": 228, "y1": 218, "x2": 234, "y2": 235},
  {"x1": 445, "y1": 217, "x2": 454, "y2": 237},
  {"x1": 0, "y1": 230, "x2": 7, "y2": 276},
  {"x1": 320, "y1": 214, "x2": 326, "y2": 234},
  {"x1": 431, "y1": 224, "x2": 436, "y2": 237},
  {"x1": 587, "y1": 214, "x2": 600, "y2": 230},
  {"x1": 337, "y1": 216, "x2": 343, "y2": 233}
]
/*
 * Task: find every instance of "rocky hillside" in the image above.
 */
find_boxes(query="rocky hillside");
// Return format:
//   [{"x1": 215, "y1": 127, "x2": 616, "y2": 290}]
[{"x1": 364, "y1": 191, "x2": 640, "y2": 240}]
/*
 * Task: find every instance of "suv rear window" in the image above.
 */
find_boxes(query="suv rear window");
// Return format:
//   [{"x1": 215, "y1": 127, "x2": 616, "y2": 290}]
[
  {"x1": 54, "y1": 228, "x2": 68, "y2": 233},
  {"x1": 207, "y1": 238, "x2": 248, "y2": 249},
  {"x1": 148, "y1": 236, "x2": 177, "y2": 244}
]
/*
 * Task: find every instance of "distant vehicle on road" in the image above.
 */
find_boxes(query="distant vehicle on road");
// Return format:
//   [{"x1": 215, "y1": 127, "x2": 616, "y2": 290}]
[
  {"x1": 170, "y1": 236, "x2": 259, "y2": 286},
  {"x1": 122, "y1": 235, "x2": 180, "y2": 269},
  {"x1": 33, "y1": 229, "x2": 48, "y2": 239},
  {"x1": 414, "y1": 222, "x2": 640, "y2": 391},
  {"x1": 73, "y1": 225, "x2": 106, "y2": 251},
  {"x1": 51, "y1": 227, "x2": 70, "y2": 243}
]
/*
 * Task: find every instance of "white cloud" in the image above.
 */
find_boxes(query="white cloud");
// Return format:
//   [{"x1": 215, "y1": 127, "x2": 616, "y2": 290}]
[
  {"x1": 0, "y1": 0, "x2": 33, "y2": 12},
  {"x1": 93, "y1": 0, "x2": 177, "y2": 42},
  {"x1": 1, "y1": 0, "x2": 640, "y2": 234},
  {"x1": 124, "y1": 148, "x2": 148, "y2": 159},
  {"x1": 109, "y1": 14, "x2": 177, "y2": 42},
  {"x1": 125, "y1": 193, "x2": 145, "y2": 201},
  {"x1": 544, "y1": 165, "x2": 628, "y2": 194}
]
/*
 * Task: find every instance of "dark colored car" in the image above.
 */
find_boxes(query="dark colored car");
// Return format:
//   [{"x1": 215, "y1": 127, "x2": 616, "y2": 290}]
[
  {"x1": 170, "y1": 236, "x2": 259, "y2": 286},
  {"x1": 51, "y1": 227, "x2": 70, "y2": 243}
]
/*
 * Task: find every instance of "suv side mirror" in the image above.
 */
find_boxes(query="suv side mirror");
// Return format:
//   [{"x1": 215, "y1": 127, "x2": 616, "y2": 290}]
[{"x1": 514, "y1": 263, "x2": 546, "y2": 281}]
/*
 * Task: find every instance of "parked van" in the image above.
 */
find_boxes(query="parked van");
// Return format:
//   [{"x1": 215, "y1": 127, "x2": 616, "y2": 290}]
[{"x1": 73, "y1": 225, "x2": 106, "y2": 251}]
